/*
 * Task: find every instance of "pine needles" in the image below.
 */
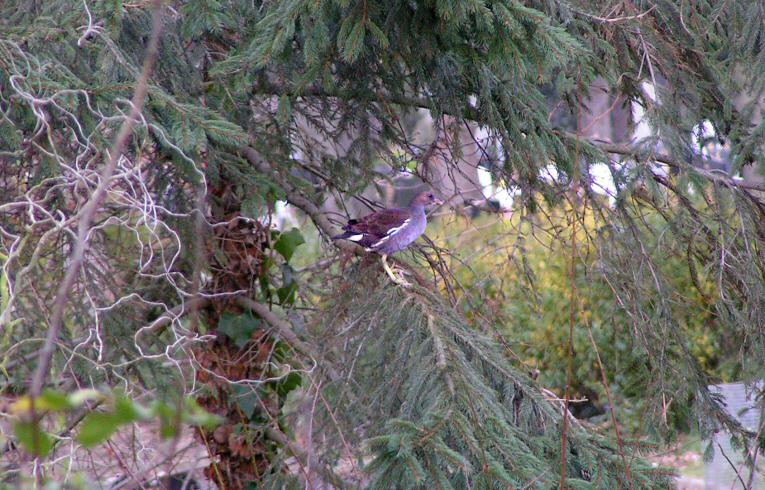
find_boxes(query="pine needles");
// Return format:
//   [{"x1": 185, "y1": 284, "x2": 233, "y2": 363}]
[
  {"x1": 311, "y1": 269, "x2": 673, "y2": 488},
  {"x1": 3, "y1": 0, "x2": 765, "y2": 486}
]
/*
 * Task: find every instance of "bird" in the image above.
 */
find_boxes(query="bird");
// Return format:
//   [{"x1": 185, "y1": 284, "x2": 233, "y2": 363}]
[{"x1": 332, "y1": 191, "x2": 443, "y2": 285}]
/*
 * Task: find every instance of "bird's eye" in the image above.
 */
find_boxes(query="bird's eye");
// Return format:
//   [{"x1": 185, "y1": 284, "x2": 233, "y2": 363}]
[{"x1": 428, "y1": 193, "x2": 434, "y2": 199}]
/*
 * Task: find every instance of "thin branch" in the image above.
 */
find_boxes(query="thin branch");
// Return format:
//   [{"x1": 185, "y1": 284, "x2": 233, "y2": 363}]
[
  {"x1": 592, "y1": 140, "x2": 765, "y2": 193},
  {"x1": 559, "y1": 81, "x2": 583, "y2": 490},
  {"x1": 717, "y1": 441, "x2": 748, "y2": 489},
  {"x1": 136, "y1": 297, "x2": 211, "y2": 338},
  {"x1": 238, "y1": 146, "x2": 341, "y2": 241},
  {"x1": 587, "y1": 326, "x2": 632, "y2": 488},
  {"x1": 573, "y1": 4, "x2": 657, "y2": 24}
]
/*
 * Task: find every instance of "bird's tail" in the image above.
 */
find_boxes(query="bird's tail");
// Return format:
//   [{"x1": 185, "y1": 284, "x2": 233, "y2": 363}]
[
  {"x1": 332, "y1": 231, "x2": 367, "y2": 244},
  {"x1": 332, "y1": 220, "x2": 358, "y2": 240}
]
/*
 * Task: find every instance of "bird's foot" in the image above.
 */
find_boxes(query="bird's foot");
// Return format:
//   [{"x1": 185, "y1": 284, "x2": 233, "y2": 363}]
[{"x1": 381, "y1": 256, "x2": 411, "y2": 287}]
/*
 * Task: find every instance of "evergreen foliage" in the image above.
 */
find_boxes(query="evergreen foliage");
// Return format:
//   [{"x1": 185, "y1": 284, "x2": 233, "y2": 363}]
[
  {"x1": 439, "y1": 204, "x2": 722, "y2": 432},
  {"x1": 312, "y1": 271, "x2": 673, "y2": 488},
  {"x1": 1, "y1": 0, "x2": 764, "y2": 487}
]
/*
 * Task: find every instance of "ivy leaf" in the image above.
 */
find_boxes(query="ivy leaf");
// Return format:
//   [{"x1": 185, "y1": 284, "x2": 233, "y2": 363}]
[
  {"x1": 274, "y1": 372, "x2": 302, "y2": 397},
  {"x1": 218, "y1": 312, "x2": 260, "y2": 348},
  {"x1": 259, "y1": 273, "x2": 273, "y2": 303},
  {"x1": 233, "y1": 385, "x2": 260, "y2": 419},
  {"x1": 14, "y1": 421, "x2": 54, "y2": 457},
  {"x1": 277, "y1": 282, "x2": 298, "y2": 305},
  {"x1": 274, "y1": 228, "x2": 305, "y2": 262}
]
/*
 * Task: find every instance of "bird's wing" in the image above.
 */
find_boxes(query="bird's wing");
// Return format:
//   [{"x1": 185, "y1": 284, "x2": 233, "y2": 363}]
[{"x1": 344, "y1": 208, "x2": 412, "y2": 239}]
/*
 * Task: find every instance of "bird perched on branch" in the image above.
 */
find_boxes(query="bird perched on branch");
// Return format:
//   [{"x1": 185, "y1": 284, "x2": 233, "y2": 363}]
[{"x1": 333, "y1": 191, "x2": 442, "y2": 285}]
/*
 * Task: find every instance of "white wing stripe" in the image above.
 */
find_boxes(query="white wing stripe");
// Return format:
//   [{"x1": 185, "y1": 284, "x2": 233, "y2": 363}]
[
  {"x1": 384, "y1": 219, "x2": 410, "y2": 237},
  {"x1": 347, "y1": 234, "x2": 364, "y2": 242},
  {"x1": 371, "y1": 218, "x2": 410, "y2": 248},
  {"x1": 371, "y1": 236, "x2": 389, "y2": 248}
]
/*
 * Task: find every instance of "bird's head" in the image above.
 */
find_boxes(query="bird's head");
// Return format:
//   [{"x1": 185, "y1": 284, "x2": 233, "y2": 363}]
[{"x1": 411, "y1": 191, "x2": 443, "y2": 208}]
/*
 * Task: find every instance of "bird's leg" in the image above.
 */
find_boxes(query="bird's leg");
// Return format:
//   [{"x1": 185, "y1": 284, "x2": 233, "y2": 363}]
[
  {"x1": 381, "y1": 255, "x2": 410, "y2": 286},
  {"x1": 380, "y1": 254, "x2": 397, "y2": 281}
]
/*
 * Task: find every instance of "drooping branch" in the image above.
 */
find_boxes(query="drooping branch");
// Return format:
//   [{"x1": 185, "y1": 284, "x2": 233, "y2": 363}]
[
  {"x1": 238, "y1": 145, "x2": 366, "y2": 258},
  {"x1": 239, "y1": 147, "x2": 337, "y2": 238},
  {"x1": 594, "y1": 140, "x2": 765, "y2": 193},
  {"x1": 250, "y1": 80, "x2": 479, "y2": 121}
]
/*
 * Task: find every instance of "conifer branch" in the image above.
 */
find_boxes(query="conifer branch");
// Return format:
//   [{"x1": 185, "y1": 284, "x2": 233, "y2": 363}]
[
  {"x1": 594, "y1": 140, "x2": 765, "y2": 193},
  {"x1": 239, "y1": 146, "x2": 340, "y2": 239},
  {"x1": 251, "y1": 81, "x2": 480, "y2": 121},
  {"x1": 320, "y1": 275, "x2": 671, "y2": 488},
  {"x1": 427, "y1": 313, "x2": 454, "y2": 396}
]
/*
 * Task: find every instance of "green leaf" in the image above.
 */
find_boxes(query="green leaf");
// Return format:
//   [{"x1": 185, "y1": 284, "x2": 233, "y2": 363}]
[
  {"x1": 274, "y1": 228, "x2": 305, "y2": 262},
  {"x1": 78, "y1": 413, "x2": 122, "y2": 447},
  {"x1": 218, "y1": 312, "x2": 260, "y2": 348},
  {"x1": 113, "y1": 395, "x2": 141, "y2": 424},
  {"x1": 77, "y1": 396, "x2": 141, "y2": 448},
  {"x1": 259, "y1": 273, "x2": 273, "y2": 302},
  {"x1": 38, "y1": 389, "x2": 71, "y2": 411},
  {"x1": 67, "y1": 389, "x2": 103, "y2": 407},
  {"x1": 277, "y1": 282, "x2": 298, "y2": 305},
  {"x1": 183, "y1": 398, "x2": 222, "y2": 429},
  {"x1": 274, "y1": 372, "x2": 302, "y2": 397},
  {"x1": 277, "y1": 264, "x2": 298, "y2": 305},
  {"x1": 154, "y1": 402, "x2": 178, "y2": 439},
  {"x1": 14, "y1": 421, "x2": 54, "y2": 457},
  {"x1": 233, "y1": 385, "x2": 260, "y2": 419}
]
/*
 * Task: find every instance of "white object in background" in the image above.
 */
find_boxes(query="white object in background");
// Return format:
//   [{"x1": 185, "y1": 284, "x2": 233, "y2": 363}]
[{"x1": 703, "y1": 382, "x2": 763, "y2": 489}]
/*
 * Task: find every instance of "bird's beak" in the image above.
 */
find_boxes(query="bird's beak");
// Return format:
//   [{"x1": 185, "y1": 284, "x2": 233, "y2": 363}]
[{"x1": 433, "y1": 198, "x2": 444, "y2": 206}]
